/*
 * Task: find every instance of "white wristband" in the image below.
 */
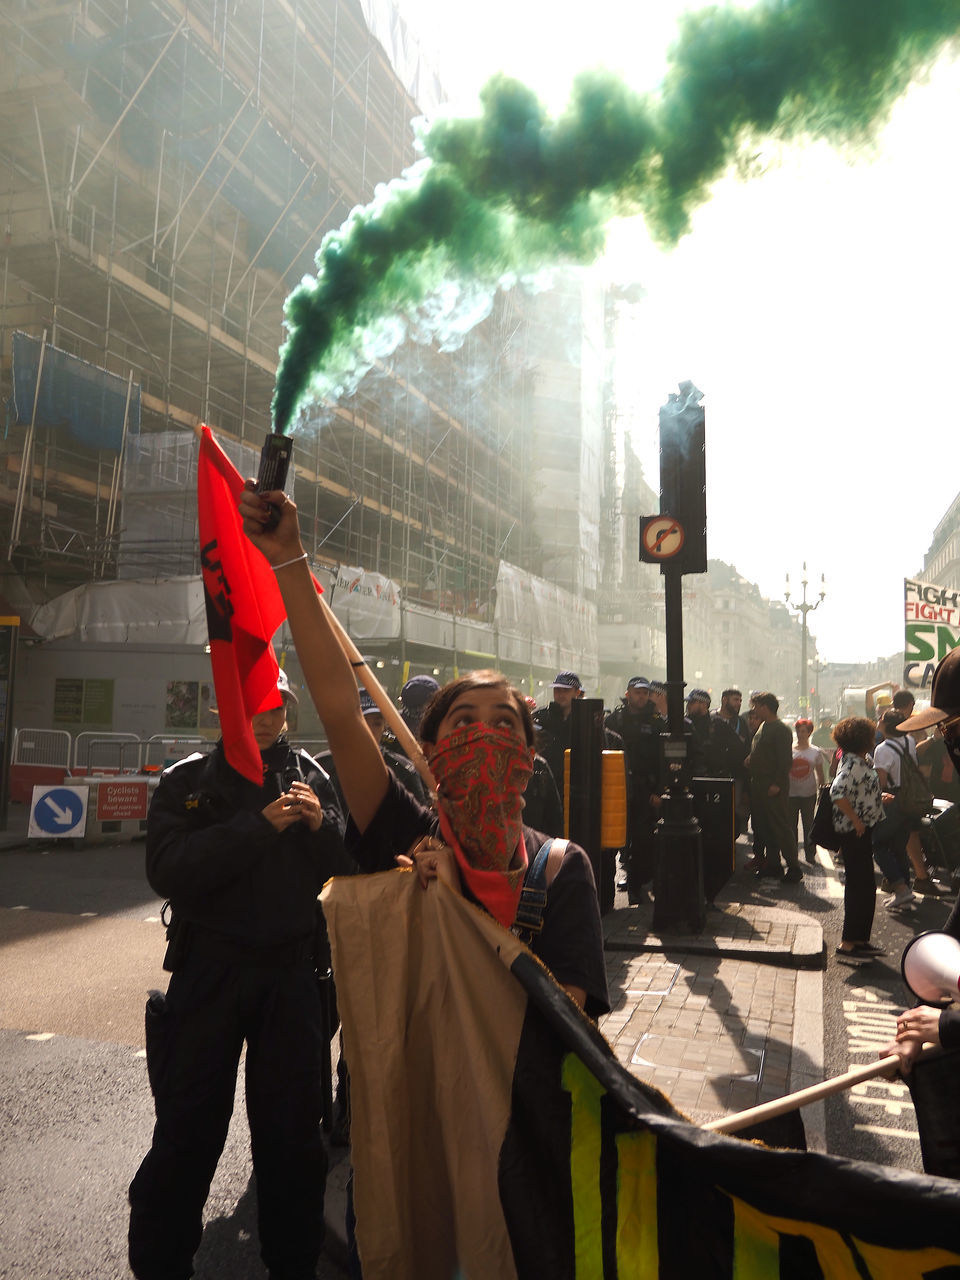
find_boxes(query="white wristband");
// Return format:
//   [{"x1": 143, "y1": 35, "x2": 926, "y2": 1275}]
[{"x1": 272, "y1": 552, "x2": 308, "y2": 572}]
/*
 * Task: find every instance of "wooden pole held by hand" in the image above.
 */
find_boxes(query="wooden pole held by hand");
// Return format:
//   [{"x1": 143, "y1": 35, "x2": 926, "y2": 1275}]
[{"x1": 704, "y1": 1049, "x2": 939, "y2": 1136}]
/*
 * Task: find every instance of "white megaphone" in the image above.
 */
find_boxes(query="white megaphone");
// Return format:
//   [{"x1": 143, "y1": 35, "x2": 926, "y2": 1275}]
[{"x1": 901, "y1": 931, "x2": 960, "y2": 1005}]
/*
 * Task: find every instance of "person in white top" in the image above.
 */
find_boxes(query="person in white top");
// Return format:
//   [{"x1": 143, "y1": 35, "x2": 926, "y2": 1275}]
[
  {"x1": 872, "y1": 709, "x2": 919, "y2": 909},
  {"x1": 874, "y1": 709, "x2": 948, "y2": 898},
  {"x1": 789, "y1": 718, "x2": 824, "y2": 864}
]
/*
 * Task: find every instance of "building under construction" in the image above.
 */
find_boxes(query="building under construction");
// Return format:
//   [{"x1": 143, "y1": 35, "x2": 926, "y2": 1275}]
[
  {"x1": 0, "y1": 0, "x2": 812, "y2": 762},
  {"x1": 1, "y1": 0, "x2": 611, "y2": 746}
]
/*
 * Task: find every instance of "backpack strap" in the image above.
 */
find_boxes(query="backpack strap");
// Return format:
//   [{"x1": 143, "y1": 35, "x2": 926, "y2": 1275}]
[
  {"x1": 513, "y1": 838, "x2": 568, "y2": 942},
  {"x1": 887, "y1": 739, "x2": 909, "y2": 779}
]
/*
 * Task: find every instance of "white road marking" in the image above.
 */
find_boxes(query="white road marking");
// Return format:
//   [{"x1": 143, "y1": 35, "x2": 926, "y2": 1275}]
[
  {"x1": 848, "y1": 1092, "x2": 914, "y2": 1117},
  {"x1": 854, "y1": 1124, "x2": 920, "y2": 1141},
  {"x1": 851, "y1": 1079, "x2": 911, "y2": 1100},
  {"x1": 25, "y1": 1032, "x2": 56, "y2": 1041},
  {"x1": 841, "y1": 987, "x2": 916, "y2": 1124},
  {"x1": 812, "y1": 849, "x2": 844, "y2": 898}
]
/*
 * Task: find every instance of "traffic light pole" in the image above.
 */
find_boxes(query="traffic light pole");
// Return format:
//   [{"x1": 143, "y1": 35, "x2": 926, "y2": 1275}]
[
  {"x1": 640, "y1": 380, "x2": 707, "y2": 934},
  {"x1": 568, "y1": 698, "x2": 605, "y2": 894},
  {"x1": 652, "y1": 569, "x2": 705, "y2": 933}
]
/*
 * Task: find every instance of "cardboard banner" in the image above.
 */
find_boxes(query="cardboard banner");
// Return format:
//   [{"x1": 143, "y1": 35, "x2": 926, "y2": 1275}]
[
  {"x1": 904, "y1": 578, "x2": 960, "y2": 689},
  {"x1": 322, "y1": 871, "x2": 960, "y2": 1279}
]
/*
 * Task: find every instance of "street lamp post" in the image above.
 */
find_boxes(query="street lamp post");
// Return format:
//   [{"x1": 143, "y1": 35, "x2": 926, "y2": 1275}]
[
  {"x1": 785, "y1": 564, "x2": 825, "y2": 716},
  {"x1": 811, "y1": 656, "x2": 825, "y2": 719}
]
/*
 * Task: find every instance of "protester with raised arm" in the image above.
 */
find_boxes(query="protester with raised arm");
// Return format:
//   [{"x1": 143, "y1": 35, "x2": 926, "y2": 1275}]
[{"x1": 238, "y1": 485, "x2": 608, "y2": 1018}]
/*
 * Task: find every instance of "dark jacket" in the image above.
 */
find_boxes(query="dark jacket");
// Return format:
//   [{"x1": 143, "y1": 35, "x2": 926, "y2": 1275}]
[
  {"x1": 523, "y1": 752, "x2": 564, "y2": 836},
  {"x1": 938, "y1": 897, "x2": 960, "y2": 1048},
  {"x1": 319, "y1": 745, "x2": 433, "y2": 812},
  {"x1": 146, "y1": 737, "x2": 350, "y2": 948},
  {"x1": 532, "y1": 702, "x2": 575, "y2": 802},
  {"x1": 714, "y1": 710, "x2": 754, "y2": 750},
  {"x1": 688, "y1": 713, "x2": 748, "y2": 778},
  {"x1": 604, "y1": 703, "x2": 665, "y2": 797},
  {"x1": 749, "y1": 718, "x2": 793, "y2": 795}
]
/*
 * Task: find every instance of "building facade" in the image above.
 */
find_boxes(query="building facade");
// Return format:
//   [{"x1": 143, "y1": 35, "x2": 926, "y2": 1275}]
[
  {"x1": 2, "y1": 0, "x2": 816, "y2": 756},
  {"x1": 923, "y1": 489, "x2": 960, "y2": 589}
]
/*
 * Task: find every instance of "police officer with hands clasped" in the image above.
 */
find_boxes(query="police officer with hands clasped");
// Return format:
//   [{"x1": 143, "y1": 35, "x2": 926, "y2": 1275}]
[{"x1": 128, "y1": 666, "x2": 350, "y2": 1280}]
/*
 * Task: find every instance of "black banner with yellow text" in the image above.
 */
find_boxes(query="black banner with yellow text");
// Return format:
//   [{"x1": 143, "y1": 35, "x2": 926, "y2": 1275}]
[{"x1": 322, "y1": 872, "x2": 960, "y2": 1279}]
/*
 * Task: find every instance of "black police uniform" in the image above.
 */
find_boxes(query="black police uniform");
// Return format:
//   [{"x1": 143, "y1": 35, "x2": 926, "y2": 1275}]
[
  {"x1": 319, "y1": 741, "x2": 433, "y2": 809},
  {"x1": 686, "y1": 712, "x2": 747, "y2": 779},
  {"x1": 604, "y1": 702, "x2": 666, "y2": 901},
  {"x1": 522, "y1": 752, "x2": 564, "y2": 835},
  {"x1": 532, "y1": 701, "x2": 574, "y2": 806},
  {"x1": 128, "y1": 736, "x2": 349, "y2": 1280}
]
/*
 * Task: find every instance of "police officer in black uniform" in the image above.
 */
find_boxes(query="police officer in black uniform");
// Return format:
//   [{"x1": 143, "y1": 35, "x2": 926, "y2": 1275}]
[
  {"x1": 128, "y1": 668, "x2": 349, "y2": 1280},
  {"x1": 605, "y1": 676, "x2": 666, "y2": 903},
  {"x1": 685, "y1": 688, "x2": 748, "y2": 779},
  {"x1": 320, "y1": 689, "x2": 432, "y2": 808},
  {"x1": 532, "y1": 670, "x2": 584, "y2": 808}
]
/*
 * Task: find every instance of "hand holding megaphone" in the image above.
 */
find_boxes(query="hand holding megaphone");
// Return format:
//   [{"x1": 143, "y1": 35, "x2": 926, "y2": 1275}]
[
  {"x1": 901, "y1": 931, "x2": 960, "y2": 1004},
  {"x1": 882, "y1": 931, "x2": 960, "y2": 1075}
]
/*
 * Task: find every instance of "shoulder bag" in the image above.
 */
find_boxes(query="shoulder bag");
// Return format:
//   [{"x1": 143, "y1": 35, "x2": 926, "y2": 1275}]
[{"x1": 810, "y1": 784, "x2": 842, "y2": 852}]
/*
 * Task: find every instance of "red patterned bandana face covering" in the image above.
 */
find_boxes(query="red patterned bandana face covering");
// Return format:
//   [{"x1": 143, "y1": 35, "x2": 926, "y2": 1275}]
[{"x1": 425, "y1": 721, "x2": 535, "y2": 928}]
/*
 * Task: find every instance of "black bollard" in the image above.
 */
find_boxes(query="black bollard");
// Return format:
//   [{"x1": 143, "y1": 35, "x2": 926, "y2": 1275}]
[
  {"x1": 652, "y1": 785, "x2": 705, "y2": 934},
  {"x1": 568, "y1": 698, "x2": 604, "y2": 894}
]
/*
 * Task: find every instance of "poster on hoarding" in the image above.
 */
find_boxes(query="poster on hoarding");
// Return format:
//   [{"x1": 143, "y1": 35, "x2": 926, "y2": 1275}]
[
  {"x1": 904, "y1": 578, "x2": 960, "y2": 688},
  {"x1": 330, "y1": 565, "x2": 401, "y2": 639}
]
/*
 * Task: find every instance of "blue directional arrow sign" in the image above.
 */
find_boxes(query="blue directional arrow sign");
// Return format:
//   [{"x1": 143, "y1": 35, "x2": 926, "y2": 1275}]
[{"x1": 30, "y1": 786, "x2": 88, "y2": 838}]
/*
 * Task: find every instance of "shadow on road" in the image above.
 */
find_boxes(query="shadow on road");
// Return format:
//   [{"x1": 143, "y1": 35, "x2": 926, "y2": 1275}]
[{"x1": 194, "y1": 1176, "x2": 264, "y2": 1279}]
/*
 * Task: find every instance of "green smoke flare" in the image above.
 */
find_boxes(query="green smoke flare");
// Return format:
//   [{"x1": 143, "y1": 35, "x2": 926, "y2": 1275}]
[{"x1": 272, "y1": 0, "x2": 960, "y2": 433}]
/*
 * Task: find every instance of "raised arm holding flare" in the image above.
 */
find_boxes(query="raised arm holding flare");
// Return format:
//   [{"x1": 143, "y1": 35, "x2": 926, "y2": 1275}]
[{"x1": 239, "y1": 485, "x2": 609, "y2": 1017}]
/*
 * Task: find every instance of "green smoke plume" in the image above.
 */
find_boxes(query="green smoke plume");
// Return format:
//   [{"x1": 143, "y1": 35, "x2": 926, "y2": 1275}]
[{"x1": 272, "y1": 0, "x2": 960, "y2": 433}]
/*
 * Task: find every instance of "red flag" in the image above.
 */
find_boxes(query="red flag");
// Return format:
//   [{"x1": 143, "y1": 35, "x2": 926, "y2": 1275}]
[{"x1": 197, "y1": 424, "x2": 287, "y2": 783}]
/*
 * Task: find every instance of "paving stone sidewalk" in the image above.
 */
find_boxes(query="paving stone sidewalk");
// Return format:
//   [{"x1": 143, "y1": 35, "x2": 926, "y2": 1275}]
[
  {"x1": 324, "y1": 862, "x2": 829, "y2": 1268},
  {"x1": 599, "y1": 862, "x2": 827, "y2": 1149}
]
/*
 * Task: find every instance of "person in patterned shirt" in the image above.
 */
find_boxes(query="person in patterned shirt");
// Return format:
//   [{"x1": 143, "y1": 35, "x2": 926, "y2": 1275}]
[{"x1": 829, "y1": 717, "x2": 888, "y2": 962}]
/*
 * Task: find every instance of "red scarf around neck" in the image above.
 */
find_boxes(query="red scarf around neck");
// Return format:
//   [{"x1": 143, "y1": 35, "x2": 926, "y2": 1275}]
[{"x1": 426, "y1": 722, "x2": 534, "y2": 928}]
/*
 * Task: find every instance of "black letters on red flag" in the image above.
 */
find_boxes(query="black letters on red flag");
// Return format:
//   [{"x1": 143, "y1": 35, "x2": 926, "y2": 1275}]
[{"x1": 197, "y1": 424, "x2": 287, "y2": 783}]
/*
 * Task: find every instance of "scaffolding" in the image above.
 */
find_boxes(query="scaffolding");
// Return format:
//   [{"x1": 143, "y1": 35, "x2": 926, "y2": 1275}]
[
  {"x1": 0, "y1": 0, "x2": 555, "y2": 614},
  {"x1": 0, "y1": 0, "x2": 614, "y2": 690}
]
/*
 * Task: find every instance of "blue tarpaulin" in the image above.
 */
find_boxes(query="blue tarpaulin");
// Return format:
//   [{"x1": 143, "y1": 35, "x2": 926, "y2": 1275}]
[{"x1": 9, "y1": 332, "x2": 140, "y2": 453}]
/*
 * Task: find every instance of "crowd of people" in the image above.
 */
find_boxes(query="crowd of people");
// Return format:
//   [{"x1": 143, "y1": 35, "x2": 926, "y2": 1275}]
[
  {"x1": 126, "y1": 477, "x2": 960, "y2": 1277},
  {"x1": 530, "y1": 673, "x2": 824, "y2": 902}
]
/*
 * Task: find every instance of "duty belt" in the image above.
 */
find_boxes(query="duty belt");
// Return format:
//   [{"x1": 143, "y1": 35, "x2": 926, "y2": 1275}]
[{"x1": 191, "y1": 925, "x2": 315, "y2": 967}]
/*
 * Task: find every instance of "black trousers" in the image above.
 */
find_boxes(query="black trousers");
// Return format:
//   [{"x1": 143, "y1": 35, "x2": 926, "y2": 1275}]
[
  {"x1": 838, "y1": 827, "x2": 877, "y2": 943},
  {"x1": 625, "y1": 796, "x2": 658, "y2": 900},
  {"x1": 129, "y1": 945, "x2": 327, "y2": 1280},
  {"x1": 788, "y1": 794, "x2": 816, "y2": 854}
]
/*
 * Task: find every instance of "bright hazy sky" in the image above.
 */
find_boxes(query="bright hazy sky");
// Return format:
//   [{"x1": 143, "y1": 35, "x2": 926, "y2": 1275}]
[{"x1": 393, "y1": 0, "x2": 960, "y2": 665}]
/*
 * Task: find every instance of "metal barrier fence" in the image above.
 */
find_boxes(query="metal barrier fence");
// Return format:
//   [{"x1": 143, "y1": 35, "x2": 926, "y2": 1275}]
[
  {"x1": 11, "y1": 729, "x2": 217, "y2": 791},
  {"x1": 12, "y1": 728, "x2": 71, "y2": 768},
  {"x1": 72, "y1": 732, "x2": 142, "y2": 773},
  {"x1": 141, "y1": 736, "x2": 215, "y2": 770},
  {"x1": 11, "y1": 728, "x2": 339, "y2": 786},
  {"x1": 12, "y1": 728, "x2": 335, "y2": 839}
]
